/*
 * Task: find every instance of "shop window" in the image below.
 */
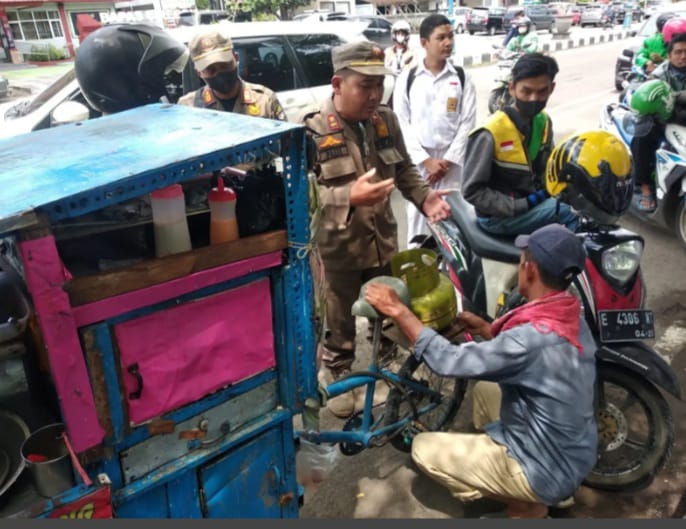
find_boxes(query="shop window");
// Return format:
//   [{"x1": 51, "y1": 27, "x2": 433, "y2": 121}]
[
  {"x1": 6, "y1": 9, "x2": 64, "y2": 40},
  {"x1": 36, "y1": 21, "x2": 51, "y2": 39},
  {"x1": 51, "y1": 21, "x2": 63, "y2": 38}
]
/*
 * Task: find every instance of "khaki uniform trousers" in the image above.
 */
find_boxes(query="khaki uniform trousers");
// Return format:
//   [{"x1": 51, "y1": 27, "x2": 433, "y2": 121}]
[
  {"x1": 412, "y1": 381, "x2": 541, "y2": 504},
  {"x1": 320, "y1": 265, "x2": 389, "y2": 371}
]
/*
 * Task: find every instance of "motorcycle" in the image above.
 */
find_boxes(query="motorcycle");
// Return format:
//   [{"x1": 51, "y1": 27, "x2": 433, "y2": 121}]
[
  {"x1": 618, "y1": 64, "x2": 646, "y2": 105},
  {"x1": 600, "y1": 100, "x2": 686, "y2": 249},
  {"x1": 412, "y1": 190, "x2": 681, "y2": 492},
  {"x1": 487, "y1": 50, "x2": 523, "y2": 114},
  {"x1": 601, "y1": 12, "x2": 615, "y2": 28}
]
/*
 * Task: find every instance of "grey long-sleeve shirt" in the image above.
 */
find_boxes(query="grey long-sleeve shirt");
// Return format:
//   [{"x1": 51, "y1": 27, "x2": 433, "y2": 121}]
[{"x1": 414, "y1": 320, "x2": 598, "y2": 505}]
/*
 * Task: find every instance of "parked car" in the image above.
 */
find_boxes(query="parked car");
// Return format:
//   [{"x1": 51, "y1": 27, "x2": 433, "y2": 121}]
[
  {"x1": 608, "y1": 2, "x2": 643, "y2": 24},
  {"x1": 614, "y1": 1, "x2": 686, "y2": 90},
  {"x1": 623, "y1": 2, "x2": 646, "y2": 22},
  {"x1": 0, "y1": 76, "x2": 8, "y2": 99},
  {"x1": 467, "y1": 6, "x2": 507, "y2": 35},
  {"x1": 450, "y1": 7, "x2": 471, "y2": 34},
  {"x1": 327, "y1": 14, "x2": 394, "y2": 48},
  {"x1": 293, "y1": 10, "x2": 347, "y2": 22},
  {"x1": 580, "y1": 3, "x2": 606, "y2": 26},
  {"x1": 177, "y1": 10, "x2": 231, "y2": 26},
  {"x1": 503, "y1": 4, "x2": 556, "y2": 32},
  {"x1": 0, "y1": 21, "x2": 391, "y2": 138},
  {"x1": 644, "y1": 0, "x2": 672, "y2": 19}
]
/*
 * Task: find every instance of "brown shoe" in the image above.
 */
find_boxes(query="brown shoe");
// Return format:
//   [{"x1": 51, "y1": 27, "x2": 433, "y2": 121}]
[{"x1": 318, "y1": 366, "x2": 357, "y2": 418}]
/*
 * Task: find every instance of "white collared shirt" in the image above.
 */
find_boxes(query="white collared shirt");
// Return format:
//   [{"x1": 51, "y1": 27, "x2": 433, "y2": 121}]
[{"x1": 393, "y1": 58, "x2": 477, "y2": 167}]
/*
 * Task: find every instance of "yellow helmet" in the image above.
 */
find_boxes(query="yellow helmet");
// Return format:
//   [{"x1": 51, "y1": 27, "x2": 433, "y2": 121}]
[{"x1": 546, "y1": 130, "x2": 633, "y2": 224}]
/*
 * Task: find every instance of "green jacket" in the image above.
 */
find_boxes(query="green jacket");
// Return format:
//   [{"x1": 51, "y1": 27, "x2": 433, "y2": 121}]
[
  {"x1": 634, "y1": 33, "x2": 667, "y2": 69},
  {"x1": 506, "y1": 32, "x2": 540, "y2": 54}
]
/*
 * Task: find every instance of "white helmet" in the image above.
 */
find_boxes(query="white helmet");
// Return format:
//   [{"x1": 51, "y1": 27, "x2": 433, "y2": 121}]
[
  {"x1": 392, "y1": 20, "x2": 411, "y2": 34},
  {"x1": 517, "y1": 16, "x2": 532, "y2": 30}
]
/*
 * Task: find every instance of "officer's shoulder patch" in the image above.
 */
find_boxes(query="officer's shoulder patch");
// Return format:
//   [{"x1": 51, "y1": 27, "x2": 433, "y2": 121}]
[
  {"x1": 252, "y1": 85, "x2": 267, "y2": 94},
  {"x1": 298, "y1": 105, "x2": 321, "y2": 125}
]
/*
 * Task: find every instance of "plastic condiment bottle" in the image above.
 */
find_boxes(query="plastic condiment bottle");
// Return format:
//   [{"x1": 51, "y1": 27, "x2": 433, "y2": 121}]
[
  {"x1": 208, "y1": 177, "x2": 239, "y2": 244},
  {"x1": 150, "y1": 184, "x2": 192, "y2": 258}
]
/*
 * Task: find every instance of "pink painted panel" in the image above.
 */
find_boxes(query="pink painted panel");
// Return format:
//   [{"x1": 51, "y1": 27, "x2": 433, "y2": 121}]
[
  {"x1": 18, "y1": 236, "x2": 105, "y2": 452},
  {"x1": 72, "y1": 252, "x2": 282, "y2": 327},
  {"x1": 113, "y1": 278, "x2": 275, "y2": 424}
]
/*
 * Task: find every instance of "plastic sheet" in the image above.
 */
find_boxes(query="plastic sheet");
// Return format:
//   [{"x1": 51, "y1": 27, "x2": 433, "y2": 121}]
[{"x1": 295, "y1": 439, "x2": 339, "y2": 489}]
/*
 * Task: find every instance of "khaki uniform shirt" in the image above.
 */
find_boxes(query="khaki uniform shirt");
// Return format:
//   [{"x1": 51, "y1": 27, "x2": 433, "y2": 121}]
[
  {"x1": 384, "y1": 45, "x2": 416, "y2": 76},
  {"x1": 178, "y1": 80, "x2": 286, "y2": 120},
  {"x1": 303, "y1": 97, "x2": 431, "y2": 271}
]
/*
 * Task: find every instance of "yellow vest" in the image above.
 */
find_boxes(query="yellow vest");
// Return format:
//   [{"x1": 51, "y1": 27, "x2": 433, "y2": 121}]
[{"x1": 475, "y1": 110, "x2": 550, "y2": 172}]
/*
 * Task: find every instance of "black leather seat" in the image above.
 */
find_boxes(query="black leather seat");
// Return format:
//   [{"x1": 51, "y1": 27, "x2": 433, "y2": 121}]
[{"x1": 443, "y1": 191, "x2": 522, "y2": 264}]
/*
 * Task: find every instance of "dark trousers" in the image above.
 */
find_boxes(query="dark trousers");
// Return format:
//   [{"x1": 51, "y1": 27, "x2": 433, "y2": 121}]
[
  {"x1": 321, "y1": 265, "x2": 390, "y2": 371},
  {"x1": 630, "y1": 122, "x2": 662, "y2": 188},
  {"x1": 502, "y1": 26, "x2": 518, "y2": 47}
]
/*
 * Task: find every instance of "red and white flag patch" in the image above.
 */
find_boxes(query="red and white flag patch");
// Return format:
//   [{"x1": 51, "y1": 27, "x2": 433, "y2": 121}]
[{"x1": 500, "y1": 140, "x2": 514, "y2": 152}]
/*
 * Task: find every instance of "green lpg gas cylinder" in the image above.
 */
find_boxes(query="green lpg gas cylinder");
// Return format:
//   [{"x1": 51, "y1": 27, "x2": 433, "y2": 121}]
[{"x1": 391, "y1": 249, "x2": 457, "y2": 331}]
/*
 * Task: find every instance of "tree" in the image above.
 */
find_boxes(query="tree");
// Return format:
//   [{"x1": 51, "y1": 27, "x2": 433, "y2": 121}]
[{"x1": 195, "y1": 0, "x2": 210, "y2": 9}]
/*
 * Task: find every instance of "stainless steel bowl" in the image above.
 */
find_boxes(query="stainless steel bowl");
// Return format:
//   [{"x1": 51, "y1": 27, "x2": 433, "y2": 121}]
[{"x1": 0, "y1": 409, "x2": 30, "y2": 499}]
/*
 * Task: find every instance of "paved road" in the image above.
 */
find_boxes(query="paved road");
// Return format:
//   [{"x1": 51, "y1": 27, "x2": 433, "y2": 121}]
[{"x1": 301, "y1": 40, "x2": 686, "y2": 519}]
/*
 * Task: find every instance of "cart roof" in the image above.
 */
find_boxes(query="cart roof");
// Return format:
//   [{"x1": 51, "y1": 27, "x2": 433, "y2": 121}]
[{"x1": 0, "y1": 103, "x2": 302, "y2": 234}]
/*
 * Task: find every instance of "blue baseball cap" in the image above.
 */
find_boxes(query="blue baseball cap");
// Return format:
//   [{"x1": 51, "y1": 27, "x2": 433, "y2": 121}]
[{"x1": 514, "y1": 224, "x2": 586, "y2": 281}]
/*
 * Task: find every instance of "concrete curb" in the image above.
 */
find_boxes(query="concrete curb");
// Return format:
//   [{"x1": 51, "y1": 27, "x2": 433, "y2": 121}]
[{"x1": 460, "y1": 28, "x2": 633, "y2": 67}]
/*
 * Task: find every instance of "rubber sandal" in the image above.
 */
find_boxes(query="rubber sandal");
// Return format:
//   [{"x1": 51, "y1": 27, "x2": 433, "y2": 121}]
[{"x1": 633, "y1": 193, "x2": 656, "y2": 212}]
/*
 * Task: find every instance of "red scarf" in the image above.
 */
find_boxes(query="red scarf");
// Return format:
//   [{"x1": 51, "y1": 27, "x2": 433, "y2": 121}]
[{"x1": 490, "y1": 291, "x2": 583, "y2": 352}]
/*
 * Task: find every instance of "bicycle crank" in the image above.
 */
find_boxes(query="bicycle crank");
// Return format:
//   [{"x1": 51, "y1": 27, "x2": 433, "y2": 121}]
[{"x1": 339, "y1": 411, "x2": 374, "y2": 456}]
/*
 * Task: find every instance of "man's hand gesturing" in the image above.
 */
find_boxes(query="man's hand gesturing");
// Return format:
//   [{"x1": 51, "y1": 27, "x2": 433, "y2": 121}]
[{"x1": 349, "y1": 168, "x2": 396, "y2": 207}]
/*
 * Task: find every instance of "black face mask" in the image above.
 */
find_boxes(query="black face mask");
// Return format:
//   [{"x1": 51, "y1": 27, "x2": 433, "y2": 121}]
[
  {"x1": 516, "y1": 99, "x2": 547, "y2": 120},
  {"x1": 205, "y1": 69, "x2": 239, "y2": 95}
]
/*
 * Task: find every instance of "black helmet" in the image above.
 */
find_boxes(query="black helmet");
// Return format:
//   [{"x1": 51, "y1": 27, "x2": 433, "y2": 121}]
[
  {"x1": 656, "y1": 12, "x2": 676, "y2": 33},
  {"x1": 75, "y1": 24, "x2": 189, "y2": 114}
]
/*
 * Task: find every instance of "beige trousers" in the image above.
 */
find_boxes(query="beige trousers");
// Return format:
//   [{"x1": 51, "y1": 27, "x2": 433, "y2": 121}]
[{"x1": 411, "y1": 381, "x2": 541, "y2": 503}]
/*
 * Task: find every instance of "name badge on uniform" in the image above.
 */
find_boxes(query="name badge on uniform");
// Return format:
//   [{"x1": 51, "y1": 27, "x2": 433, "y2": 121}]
[
  {"x1": 317, "y1": 133, "x2": 349, "y2": 163},
  {"x1": 447, "y1": 97, "x2": 458, "y2": 113}
]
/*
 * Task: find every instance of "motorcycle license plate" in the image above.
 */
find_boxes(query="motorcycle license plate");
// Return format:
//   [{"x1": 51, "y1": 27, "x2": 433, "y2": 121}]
[{"x1": 598, "y1": 310, "x2": 655, "y2": 342}]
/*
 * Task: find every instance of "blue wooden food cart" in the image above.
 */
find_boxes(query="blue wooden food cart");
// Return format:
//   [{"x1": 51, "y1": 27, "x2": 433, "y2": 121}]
[{"x1": 0, "y1": 104, "x2": 317, "y2": 518}]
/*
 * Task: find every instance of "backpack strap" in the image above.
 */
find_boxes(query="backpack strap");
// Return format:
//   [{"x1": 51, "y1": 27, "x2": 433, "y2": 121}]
[
  {"x1": 405, "y1": 62, "x2": 465, "y2": 99},
  {"x1": 406, "y1": 65, "x2": 418, "y2": 100}
]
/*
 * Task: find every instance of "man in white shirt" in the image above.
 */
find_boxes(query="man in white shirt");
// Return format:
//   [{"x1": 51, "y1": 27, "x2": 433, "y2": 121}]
[{"x1": 393, "y1": 13, "x2": 477, "y2": 247}]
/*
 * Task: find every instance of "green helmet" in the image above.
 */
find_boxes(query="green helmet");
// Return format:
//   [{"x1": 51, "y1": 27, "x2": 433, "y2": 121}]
[{"x1": 630, "y1": 79, "x2": 675, "y2": 121}]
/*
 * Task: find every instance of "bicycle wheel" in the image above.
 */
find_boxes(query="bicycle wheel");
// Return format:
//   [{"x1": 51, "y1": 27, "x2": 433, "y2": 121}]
[{"x1": 384, "y1": 353, "x2": 467, "y2": 452}]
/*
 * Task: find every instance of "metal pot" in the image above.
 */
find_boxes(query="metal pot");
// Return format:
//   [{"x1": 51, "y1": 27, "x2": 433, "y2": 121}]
[
  {"x1": 20, "y1": 423, "x2": 75, "y2": 498},
  {"x1": 0, "y1": 409, "x2": 30, "y2": 500}
]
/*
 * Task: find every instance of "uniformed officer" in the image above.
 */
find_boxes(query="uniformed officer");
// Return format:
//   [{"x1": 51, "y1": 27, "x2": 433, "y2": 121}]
[
  {"x1": 303, "y1": 40, "x2": 452, "y2": 417},
  {"x1": 178, "y1": 25, "x2": 286, "y2": 120}
]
